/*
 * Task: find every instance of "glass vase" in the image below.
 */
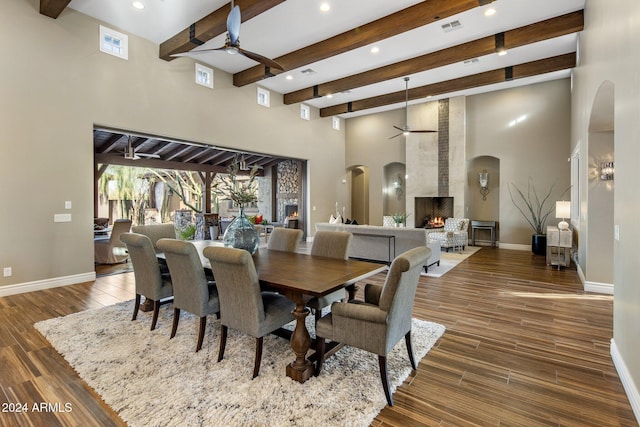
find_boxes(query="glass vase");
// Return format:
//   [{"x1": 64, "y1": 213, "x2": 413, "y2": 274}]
[{"x1": 223, "y1": 207, "x2": 259, "y2": 254}]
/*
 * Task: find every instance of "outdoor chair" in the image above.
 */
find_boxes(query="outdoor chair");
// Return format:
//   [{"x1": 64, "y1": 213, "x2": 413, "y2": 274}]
[{"x1": 94, "y1": 219, "x2": 132, "y2": 264}]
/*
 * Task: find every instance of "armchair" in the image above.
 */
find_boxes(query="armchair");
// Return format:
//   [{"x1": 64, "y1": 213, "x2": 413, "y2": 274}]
[
  {"x1": 428, "y1": 218, "x2": 469, "y2": 251},
  {"x1": 315, "y1": 246, "x2": 429, "y2": 406}
]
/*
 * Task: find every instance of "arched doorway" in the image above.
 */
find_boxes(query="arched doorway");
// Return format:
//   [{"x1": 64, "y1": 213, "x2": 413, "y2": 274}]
[
  {"x1": 585, "y1": 81, "x2": 614, "y2": 288},
  {"x1": 467, "y1": 156, "x2": 500, "y2": 245},
  {"x1": 349, "y1": 166, "x2": 369, "y2": 224}
]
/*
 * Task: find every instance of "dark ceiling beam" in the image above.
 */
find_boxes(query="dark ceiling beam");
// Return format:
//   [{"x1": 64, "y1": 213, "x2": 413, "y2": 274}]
[
  {"x1": 286, "y1": 10, "x2": 583, "y2": 105},
  {"x1": 233, "y1": 0, "x2": 496, "y2": 87},
  {"x1": 165, "y1": 145, "x2": 199, "y2": 161},
  {"x1": 320, "y1": 53, "x2": 576, "y2": 117},
  {"x1": 95, "y1": 154, "x2": 230, "y2": 174},
  {"x1": 39, "y1": 0, "x2": 72, "y2": 18},
  {"x1": 159, "y1": 0, "x2": 285, "y2": 61}
]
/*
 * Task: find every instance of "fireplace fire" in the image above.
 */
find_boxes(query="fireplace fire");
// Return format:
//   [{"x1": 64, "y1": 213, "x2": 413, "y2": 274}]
[{"x1": 429, "y1": 216, "x2": 445, "y2": 227}]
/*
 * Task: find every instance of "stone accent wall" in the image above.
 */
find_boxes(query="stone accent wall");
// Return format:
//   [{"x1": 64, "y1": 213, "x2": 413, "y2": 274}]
[
  {"x1": 438, "y1": 99, "x2": 450, "y2": 196},
  {"x1": 276, "y1": 160, "x2": 301, "y2": 223}
]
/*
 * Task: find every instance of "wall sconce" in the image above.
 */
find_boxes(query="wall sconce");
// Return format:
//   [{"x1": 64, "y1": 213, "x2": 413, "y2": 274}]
[
  {"x1": 555, "y1": 200, "x2": 571, "y2": 230},
  {"x1": 393, "y1": 173, "x2": 403, "y2": 199},
  {"x1": 600, "y1": 162, "x2": 614, "y2": 180},
  {"x1": 478, "y1": 169, "x2": 489, "y2": 200}
]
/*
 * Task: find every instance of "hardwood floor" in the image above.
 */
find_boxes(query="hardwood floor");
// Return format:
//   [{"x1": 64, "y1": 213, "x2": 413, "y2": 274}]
[{"x1": 0, "y1": 248, "x2": 636, "y2": 426}]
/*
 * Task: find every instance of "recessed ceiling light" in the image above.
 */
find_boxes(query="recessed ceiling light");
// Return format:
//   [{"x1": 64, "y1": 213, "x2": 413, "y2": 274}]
[
  {"x1": 285, "y1": 75, "x2": 293, "y2": 80},
  {"x1": 132, "y1": 1, "x2": 145, "y2": 10},
  {"x1": 326, "y1": 94, "x2": 333, "y2": 98},
  {"x1": 320, "y1": 3, "x2": 330, "y2": 12},
  {"x1": 484, "y1": 8, "x2": 496, "y2": 17},
  {"x1": 497, "y1": 50, "x2": 508, "y2": 56},
  {"x1": 370, "y1": 46, "x2": 380, "y2": 54}
]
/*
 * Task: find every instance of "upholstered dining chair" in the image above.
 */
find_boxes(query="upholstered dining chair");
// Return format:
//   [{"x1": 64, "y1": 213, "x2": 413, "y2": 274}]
[
  {"x1": 315, "y1": 246, "x2": 430, "y2": 407},
  {"x1": 131, "y1": 223, "x2": 177, "y2": 253},
  {"x1": 267, "y1": 228, "x2": 303, "y2": 252},
  {"x1": 94, "y1": 219, "x2": 132, "y2": 264},
  {"x1": 307, "y1": 230, "x2": 353, "y2": 322},
  {"x1": 203, "y1": 246, "x2": 295, "y2": 379},
  {"x1": 120, "y1": 233, "x2": 173, "y2": 330},
  {"x1": 156, "y1": 238, "x2": 220, "y2": 352}
]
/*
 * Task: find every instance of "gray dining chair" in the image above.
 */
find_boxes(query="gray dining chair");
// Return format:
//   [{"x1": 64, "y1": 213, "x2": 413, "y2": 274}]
[
  {"x1": 307, "y1": 231, "x2": 353, "y2": 322},
  {"x1": 94, "y1": 219, "x2": 132, "y2": 264},
  {"x1": 203, "y1": 246, "x2": 295, "y2": 379},
  {"x1": 315, "y1": 246, "x2": 430, "y2": 406},
  {"x1": 267, "y1": 228, "x2": 303, "y2": 252},
  {"x1": 120, "y1": 232, "x2": 173, "y2": 330},
  {"x1": 156, "y1": 238, "x2": 220, "y2": 352},
  {"x1": 131, "y1": 223, "x2": 177, "y2": 253}
]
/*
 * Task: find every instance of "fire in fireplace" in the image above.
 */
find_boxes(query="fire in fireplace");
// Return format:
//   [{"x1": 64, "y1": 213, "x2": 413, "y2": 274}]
[{"x1": 414, "y1": 197, "x2": 453, "y2": 228}]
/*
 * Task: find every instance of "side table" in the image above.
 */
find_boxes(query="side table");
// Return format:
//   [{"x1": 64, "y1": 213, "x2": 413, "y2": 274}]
[
  {"x1": 471, "y1": 220, "x2": 496, "y2": 247},
  {"x1": 546, "y1": 226, "x2": 571, "y2": 268}
]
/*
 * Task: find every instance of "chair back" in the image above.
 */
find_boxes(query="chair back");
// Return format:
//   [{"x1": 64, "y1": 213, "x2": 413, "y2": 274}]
[
  {"x1": 110, "y1": 219, "x2": 132, "y2": 245},
  {"x1": 203, "y1": 246, "x2": 265, "y2": 337},
  {"x1": 267, "y1": 228, "x2": 303, "y2": 252},
  {"x1": 120, "y1": 233, "x2": 166, "y2": 299},
  {"x1": 310, "y1": 231, "x2": 352, "y2": 259},
  {"x1": 131, "y1": 223, "x2": 176, "y2": 253},
  {"x1": 379, "y1": 246, "x2": 429, "y2": 342},
  {"x1": 156, "y1": 239, "x2": 211, "y2": 316}
]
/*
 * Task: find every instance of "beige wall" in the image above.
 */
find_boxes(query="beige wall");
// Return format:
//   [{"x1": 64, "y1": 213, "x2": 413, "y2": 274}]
[
  {"x1": 572, "y1": 0, "x2": 640, "y2": 409},
  {"x1": 0, "y1": 0, "x2": 344, "y2": 287}
]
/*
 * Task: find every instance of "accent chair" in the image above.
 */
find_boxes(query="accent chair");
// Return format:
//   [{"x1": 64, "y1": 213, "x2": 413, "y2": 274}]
[{"x1": 94, "y1": 219, "x2": 132, "y2": 264}]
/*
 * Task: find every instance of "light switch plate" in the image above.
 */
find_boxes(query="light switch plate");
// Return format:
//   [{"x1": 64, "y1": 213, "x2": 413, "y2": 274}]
[
  {"x1": 614, "y1": 224, "x2": 620, "y2": 241},
  {"x1": 54, "y1": 213, "x2": 72, "y2": 222},
  {"x1": 65, "y1": 201, "x2": 72, "y2": 209}
]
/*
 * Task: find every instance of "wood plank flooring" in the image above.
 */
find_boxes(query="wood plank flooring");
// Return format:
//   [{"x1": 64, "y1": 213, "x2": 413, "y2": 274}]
[{"x1": 0, "y1": 247, "x2": 636, "y2": 426}]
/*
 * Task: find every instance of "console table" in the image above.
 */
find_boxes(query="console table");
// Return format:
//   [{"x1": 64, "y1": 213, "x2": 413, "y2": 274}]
[
  {"x1": 471, "y1": 220, "x2": 496, "y2": 247},
  {"x1": 351, "y1": 232, "x2": 396, "y2": 264}
]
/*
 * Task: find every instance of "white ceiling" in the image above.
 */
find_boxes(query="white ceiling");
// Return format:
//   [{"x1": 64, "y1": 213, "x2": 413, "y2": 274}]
[{"x1": 68, "y1": 0, "x2": 585, "y2": 118}]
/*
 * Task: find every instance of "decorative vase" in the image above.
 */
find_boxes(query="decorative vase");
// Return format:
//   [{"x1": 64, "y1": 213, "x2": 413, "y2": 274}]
[
  {"x1": 531, "y1": 234, "x2": 547, "y2": 256},
  {"x1": 223, "y1": 207, "x2": 259, "y2": 254}
]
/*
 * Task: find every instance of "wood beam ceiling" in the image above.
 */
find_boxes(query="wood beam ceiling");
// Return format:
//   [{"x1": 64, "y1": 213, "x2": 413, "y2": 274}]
[
  {"x1": 159, "y1": 0, "x2": 285, "y2": 62},
  {"x1": 319, "y1": 53, "x2": 576, "y2": 117},
  {"x1": 232, "y1": 0, "x2": 497, "y2": 87},
  {"x1": 95, "y1": 153, "x2": 233, "y2": 174},
  {"x1": 39, "y1": 0, "x2": 72, "y2": 19},
  {"x1": 285, "y1": 11, "x2": 583, "y2": 105}
]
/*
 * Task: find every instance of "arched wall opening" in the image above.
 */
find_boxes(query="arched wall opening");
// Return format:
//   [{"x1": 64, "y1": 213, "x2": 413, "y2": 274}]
[
  {"x1": 383, "y1": 162, "x2": 406, "y2": 218},
  {"x1": 348, "y1": 165, "x2": 369, "y2": 225},
  {"x1": 467, "y1": 156, "x2": 500, "y2": 244}
]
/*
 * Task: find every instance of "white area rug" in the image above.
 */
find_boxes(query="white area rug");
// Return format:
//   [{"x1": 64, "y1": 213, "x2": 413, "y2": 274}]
[
  {"x1": 35, "y1": 301, "x2": 445, "y2": 427},
  {"x1": 423, "y1": 246, "x2": 482, "y2": 278}
]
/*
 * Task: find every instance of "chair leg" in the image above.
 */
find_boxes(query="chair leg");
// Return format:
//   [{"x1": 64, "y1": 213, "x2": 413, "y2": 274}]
[
  {"x1": 252, "y1": 337, "x2": 264, "y2": 379},
  {"x1": 405, "y1": 331, "x2": 417, "y2": 370},
  {"x1": 314, "y1": 336, "x2": 326, "y2": 376},
  {"x1": 170, "y1": 308, "x2": 180, "y2": 339},
  {"x1": 217, "y1": 325, "x2": 228, "y2": 362},
  {"x1": 315, "y1": 308, "x2": 322, "y2": 323},
  {"x1": 196, "y1": 316, "x2": 206, "y2": 352},
  {"x1": 150, "y1": 300, "x2": 160, "y2": 331},
  {"x1": 378, "y1": 355, "x2": 393, "y2": 406},
  {"x1": 132, "y1": 294, "x2": 141, "y2": 321}
]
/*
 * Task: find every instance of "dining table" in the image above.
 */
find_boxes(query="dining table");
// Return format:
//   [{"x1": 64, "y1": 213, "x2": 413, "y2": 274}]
[{"x1": 158, "y1": 240, "x2": 386, "y2": 383}]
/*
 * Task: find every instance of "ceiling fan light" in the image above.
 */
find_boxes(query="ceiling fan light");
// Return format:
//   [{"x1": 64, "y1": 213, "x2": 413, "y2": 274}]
[
  {"x1": 226, "y1": 46, "x2": 239, "y2": 55},
  {"x1": 403, "y1": 131, "x2": 410, "y2": 136}
]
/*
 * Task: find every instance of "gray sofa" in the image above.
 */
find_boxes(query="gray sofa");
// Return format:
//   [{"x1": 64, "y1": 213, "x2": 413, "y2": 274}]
[{"x1": 315, "y1": 223, "x2": 440, "y2": 271}]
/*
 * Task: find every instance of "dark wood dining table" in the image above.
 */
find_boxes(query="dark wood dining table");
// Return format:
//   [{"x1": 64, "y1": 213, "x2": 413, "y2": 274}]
[{"x1": 159, "y1": 240, "x2": 386, "y2": 383}]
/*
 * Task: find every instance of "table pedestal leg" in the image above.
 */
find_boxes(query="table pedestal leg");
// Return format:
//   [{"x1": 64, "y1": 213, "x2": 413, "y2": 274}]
[{"x1": 285, "y1": 292, "x2": 314, "y2": 383}]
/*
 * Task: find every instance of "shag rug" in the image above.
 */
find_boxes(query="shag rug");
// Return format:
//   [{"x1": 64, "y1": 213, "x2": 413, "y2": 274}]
[
  {"x1": 35, "y1": 300, "x2": 445, "y2": 427},
  {"x1": 422, "y1": 246, "x2": 482, "y2": 278}
]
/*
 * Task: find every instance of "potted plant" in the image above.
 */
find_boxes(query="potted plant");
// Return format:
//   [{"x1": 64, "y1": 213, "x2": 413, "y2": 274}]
[
  {"x1": 392, "y1": 212, "x2": 410, "y2": 227},
  {"x1": 509, "y1": 179, "x2": 568, "y2": 255}
]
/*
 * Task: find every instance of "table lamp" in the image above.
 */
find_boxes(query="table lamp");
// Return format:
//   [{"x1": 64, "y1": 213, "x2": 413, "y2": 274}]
[{"x1": 555, "y1": 201, "x2": 571, "y2": 230}]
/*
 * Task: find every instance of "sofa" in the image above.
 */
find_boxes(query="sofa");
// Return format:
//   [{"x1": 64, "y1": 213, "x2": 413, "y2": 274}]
[
  {"x1": 315, "y1": 223, "x2": 440, "y2": 271},
  {"x1": 428, "y1": 218, "x2": 469, "y2": 251}
]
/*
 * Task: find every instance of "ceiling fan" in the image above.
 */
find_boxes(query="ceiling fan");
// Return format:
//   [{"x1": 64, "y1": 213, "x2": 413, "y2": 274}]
[
  {"x1": 124, "y1": 136, "x2": 160, "y2": 160},
  {"x1": 171, "y1": 1, "x2": 284, "y2": 71},
  {"x1": 389, "y1": 77, "x2": 437, "y2": 139}
]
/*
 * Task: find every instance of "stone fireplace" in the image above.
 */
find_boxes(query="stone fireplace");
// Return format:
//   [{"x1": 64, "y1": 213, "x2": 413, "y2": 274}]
[
  {"x1": 404, "y1": 97, "x2": 466, "y2": 225},
  {"x1": 414, "y1": 197, "x2": 453, "y2": 228}
]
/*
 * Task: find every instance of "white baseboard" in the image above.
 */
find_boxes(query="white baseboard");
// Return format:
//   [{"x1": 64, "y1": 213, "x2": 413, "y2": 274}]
[
  {"x1": 584, "y1": 280, "x2": 614, "y2": 294},
  {"x1": 497, "y1": 243, "x2": 530, "y2": 251},
  {"x1": 611, "y1": 339, "x2": 640, "y2": 424},
  {"x1": 0, "y1": 272, "x2": 96, "y2": 297}
]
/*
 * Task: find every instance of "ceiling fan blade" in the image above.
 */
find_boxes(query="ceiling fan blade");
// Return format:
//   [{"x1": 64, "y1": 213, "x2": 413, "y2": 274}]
[
  {"x1": 137, "y1": 153, "x2": 161, "y2": 159},
  {"x1": 392, "y1": 125, "x2": 406, "y2": 132},
  {"x1": 388, "y1": 133, "x2": 403, "y2": 139},
  {"x1": 238, "y1": 47, "x2": 284, "y2": 71},
  {"x1": 170, "y1": 46, "x2": 226, "y2": 57},
  {"x1": 227, "y1": 5, "x2": 241, "y2": 45},
  {"x1": 411, "y1": 130, "x2": 438, "y2": 133}
]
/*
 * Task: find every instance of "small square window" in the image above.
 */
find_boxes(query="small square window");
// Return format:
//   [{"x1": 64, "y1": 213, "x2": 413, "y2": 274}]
[
  {"x1": 195, "y1": 63, "x2": 214, "y2": 88},
  {"x1": 332, "y1": 117, "x2": 341, "y2": 130},
  {"x1": 300, "y1": 104, "x2": 310, "y2": 120},
  {"x1": 100, "y1": 25, "x2": 128, "y2": 60},
  {"x1": 257, "y1": 87, "x2": 270, "y2": 107}
]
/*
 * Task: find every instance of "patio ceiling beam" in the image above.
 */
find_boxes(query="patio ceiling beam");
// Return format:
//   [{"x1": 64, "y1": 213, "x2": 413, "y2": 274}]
[
  {"x1": 320, "y1": 53, "x2": 576, "y2": 117},
  {"x1": 95, "y1": 154, "x2": 230, "y2": 174},
  {"x1": 286, "y1": 10, "x2": 583, "y2": 105}
]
